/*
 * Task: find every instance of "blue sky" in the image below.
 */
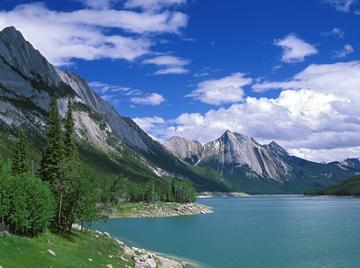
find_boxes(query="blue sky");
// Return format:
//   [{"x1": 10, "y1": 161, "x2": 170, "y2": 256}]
[{"x1": 1, "y1": 0, "x2": 360, "y2": 162}]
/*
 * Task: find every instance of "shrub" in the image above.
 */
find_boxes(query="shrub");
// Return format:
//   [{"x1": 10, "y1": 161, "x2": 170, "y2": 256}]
[{"x1": 0, "y1": 162, "x2": 55, "y2": 236}]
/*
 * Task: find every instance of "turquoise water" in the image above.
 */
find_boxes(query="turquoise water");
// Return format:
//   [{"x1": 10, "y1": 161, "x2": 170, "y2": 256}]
[{"x1": 92, "y1": 196, "x2": 360, "y2": 268}]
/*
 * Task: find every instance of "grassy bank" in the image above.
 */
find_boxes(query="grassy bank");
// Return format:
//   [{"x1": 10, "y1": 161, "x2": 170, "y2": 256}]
[{"x1": 0, "y1": 231, "x2": 134, "y2": 268}]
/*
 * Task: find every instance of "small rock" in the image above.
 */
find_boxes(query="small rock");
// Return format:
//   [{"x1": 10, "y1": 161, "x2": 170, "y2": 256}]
[
  {"x1": 123, "y1": 246, "x2": 135, "y2": 257},
  {"x1": 0, "y1": 230, "x2": 10, "y2": 238},
  {"x1": 138, "y1": 248, "x2": 145, "y2": 254},
  {"x1": 108, "y1": 255, "x2": 114, "y2": 259},
  {"x1": 114, "y1": 238, "x2": 124, "y2": 246},
  {"x1": 106, "y1": 265, "x2": 113, "y2": 268},
  {"x1": 145, "y1": 258, "x2": 157, "y2": 268},
  {"x1": 104, "y1": 232, "x2": 111, "y2": 238},
  {"x1": 47, "y1": 249, "x2": 56, "y2": 256},
  {"x1": 88, "y1": 258, "x2": 93, "y2": 262},
  {"x1": 120, "y1": 256, "x2": 128, "y2": 262},
  {"x1": 135, "y1": 262, "x2": 146, "y2": 268},
  {"x1": 133, "y1": 255, "x2": 141, "y2": 262}
]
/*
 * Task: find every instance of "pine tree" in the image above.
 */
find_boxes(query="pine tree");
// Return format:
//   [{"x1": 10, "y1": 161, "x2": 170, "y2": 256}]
[
  {"x1": 64, "y1": 99, "x2": 76, "y2": 159},
  {"x1": 39, "y1": 97, "x2": 64, "y2": 184},
  {"x1": 11, "y1": 128, "x2": 28, "y2": 175}
]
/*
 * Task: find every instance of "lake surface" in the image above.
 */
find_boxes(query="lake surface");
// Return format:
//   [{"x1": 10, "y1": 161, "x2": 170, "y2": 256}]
[{"x1": 92, "y1": 195, "x2": 360, "y2": 268}]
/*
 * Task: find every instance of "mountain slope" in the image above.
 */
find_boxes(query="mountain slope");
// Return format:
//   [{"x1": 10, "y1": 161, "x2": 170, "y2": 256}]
[
  {"x1": 164, "y1": 131, "x2": 356, "y2": 193},
  {"x1": 305, "y1": 175, "x2": 360, "y2": 196},
  {"x1": 0, "y1": 26, "x2": 230, "y2": 191}
]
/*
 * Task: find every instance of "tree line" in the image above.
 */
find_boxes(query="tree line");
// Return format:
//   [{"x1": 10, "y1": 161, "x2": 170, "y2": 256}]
[
  {"x1": 0, "y1": 97, "x2": 197, "y2": 237},
  {"x1": 113, "y1": 176, "x2": 196, "y2": 203}
]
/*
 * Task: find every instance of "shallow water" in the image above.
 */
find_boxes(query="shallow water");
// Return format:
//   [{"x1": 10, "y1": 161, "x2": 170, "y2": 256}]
[{"x1": 91, "y1": 195, "x2": 360, "y2": 268}]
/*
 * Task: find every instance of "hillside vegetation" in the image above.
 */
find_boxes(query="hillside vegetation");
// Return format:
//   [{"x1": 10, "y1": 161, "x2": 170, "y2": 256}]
[{"x1": 305, "y1": 175, "x2": 360, "y2": 196}]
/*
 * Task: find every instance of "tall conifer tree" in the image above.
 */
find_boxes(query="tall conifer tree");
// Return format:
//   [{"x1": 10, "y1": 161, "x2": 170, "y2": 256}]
[
  {"x1": 39, "y1": 97, "x2": 64, "y2": 183},
  {"x1": 64, "y1": 100, "x2": 76, "y2": 159},
  {"x1": 11, "y1": 128, "x2": 28, "y2": 175}
]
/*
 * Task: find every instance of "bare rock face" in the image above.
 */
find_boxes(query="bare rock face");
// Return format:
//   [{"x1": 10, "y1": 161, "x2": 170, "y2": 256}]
[
  {"x1": 164, "y1": 136, "x2": 204, "y2": 164},
  {"x1": 202, "y1": 131, "x2": 293, "y2": 180},
  {"x1": 165, "y1": 130, "x2": 293, "y2": 182}
]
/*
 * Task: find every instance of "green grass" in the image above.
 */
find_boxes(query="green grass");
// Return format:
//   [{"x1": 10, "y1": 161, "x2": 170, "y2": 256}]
[{"x1": 0, "y1": 231, "x2": 133, "y2": 268}]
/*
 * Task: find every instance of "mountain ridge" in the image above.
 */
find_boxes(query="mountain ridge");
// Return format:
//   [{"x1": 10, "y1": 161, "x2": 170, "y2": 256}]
[
  {"x1": 0, "y1": 26, "x2": 230, "y2": 191},
  {"x1": 164, "y1": 131, "x2": 357, "y2": 193}
]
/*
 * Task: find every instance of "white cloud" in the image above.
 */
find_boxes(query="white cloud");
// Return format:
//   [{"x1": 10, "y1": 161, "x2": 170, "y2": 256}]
[
  {"x1": 143, "y1": 55, "x2": 190, "y2": 75},
  {"x1": 143, "y1": 55, "x2": 189, "y2": 66},
  {"x1": 78, "y1": 0, "x2": 118, "y2": 9},
  {"x1": 138, "y1": 61, "x2": 360, "y2": 162},
  {"x1": 274, "y1": 34, "x2": 318, "y2": 63},
  {"x1": 333, "y1": 44, "x2": 354, "y2": 58},
  {"x1": 134, "y1": 116, "x2": 165, "y2": 131},
  {"x1": 89, "y1": 81, "x2": 131, "y2": 93},
  {"x1": 130, "y1": 93, "x2": 165, "y2": 105},
  {"x1": 322, "y1": 27, "x2": 345, "y2": 38},
  {"x1": 124, "y1": 0, "x2": 186, "y2": 10},
  {"x1": 187, "y1": 73, "x2": 252, "y2": 105},
  {"x1": 0, "y1": 2, "x2": 188, "y2": 65},
  {"x1": 154, "y1": 66, "x2": 189, "y2": 75},
  {"x1": 325, "y1": 0, "x2": 355, "y2": 12},
  {"x1": 289, "y1": 146, "x2": 360, "y2": 163}
]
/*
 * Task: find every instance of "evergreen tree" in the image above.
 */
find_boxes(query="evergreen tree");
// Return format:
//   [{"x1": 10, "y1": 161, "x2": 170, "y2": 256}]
[
  {"x1": 11, "y1": 128, "x2": 28, "y2": 175},
  {"x1": 39, "y1": 97, "x2": 64, "y2": 184},
  {"x1": 64, "y1": 100, "x2": 76, "y2": 159}
]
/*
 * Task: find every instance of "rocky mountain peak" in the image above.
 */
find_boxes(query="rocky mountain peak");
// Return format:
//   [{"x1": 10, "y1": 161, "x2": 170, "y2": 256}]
[
  {"x1": 164, "y1": 136, "x2": 204, "y2": 165},
  {"x1": 0, "y1": 26, "x2": 60, "y2": 84},
  {"x1": 267, "y1": 141, "x2": 289, "y2": 157}
]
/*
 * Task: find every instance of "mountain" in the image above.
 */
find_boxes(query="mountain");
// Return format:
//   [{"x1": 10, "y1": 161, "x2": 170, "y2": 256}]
[
  {"x1": 163, "y1": 136, "x2": 203, "y2": 165},
  {"x1": 0, "y1": 26, "x2": 230, "y2": 192},
  {"x1": 340, "y1": 158, "x2": 360, "y2": 171},
  {"x1": 305, "y1": 175, "x2": 360, "y2": 196},
  {"x1": 164, "y1": 130, "x2": 356, "y2": 193}
]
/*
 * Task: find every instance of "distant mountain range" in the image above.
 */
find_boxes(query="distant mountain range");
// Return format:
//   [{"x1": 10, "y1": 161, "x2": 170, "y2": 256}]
[
  {"x1": 0, "y1": 26, "x2": 229, "y2": 192},
  {"x1": 164, "y1": 131, "x2": 360, "y2": 193}
]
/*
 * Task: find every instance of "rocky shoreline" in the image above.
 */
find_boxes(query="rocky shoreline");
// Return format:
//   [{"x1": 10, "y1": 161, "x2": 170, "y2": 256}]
[
  {"x1": 198, "y1": 191, "x2": 249, "y2": 198},
  {"x1": 109, "y1": 202, "x2": 213, "y2": 218},
  {"x1": 73, "y1": 224, "x2": 186, "y2": 268}
]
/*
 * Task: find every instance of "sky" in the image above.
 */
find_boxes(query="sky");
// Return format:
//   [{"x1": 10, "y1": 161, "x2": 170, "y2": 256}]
[{"x1": 0, "y1": 0, "x2": 360, "y2": 162}]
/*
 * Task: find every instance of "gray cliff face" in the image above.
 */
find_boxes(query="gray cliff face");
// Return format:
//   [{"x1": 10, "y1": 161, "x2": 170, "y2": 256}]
[
  {"x1": 165, "y1": 130, "x2": 293, "y2": 181},
  {"x1": 164, "y1": 136, "x2": 204, "y2": 164},
  {"x1": 201, "y1": 131, "x2": 292, "y2": 180}
]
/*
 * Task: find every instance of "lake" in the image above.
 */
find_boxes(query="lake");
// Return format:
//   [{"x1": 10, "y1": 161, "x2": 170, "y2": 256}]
[{"x1": 91, "y1": 195, "x2": 360, "y2": 268}]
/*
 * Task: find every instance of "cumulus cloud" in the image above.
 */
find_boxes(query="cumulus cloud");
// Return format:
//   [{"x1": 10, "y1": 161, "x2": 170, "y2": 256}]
[
  {"x1": 187, "y1": 73, "x2": 252, "y2": 105},
  {"x1": 333, "y1": 44, "x2": 354, "y2": 58},
  {"x1": 137, "y1": 61, "x2": 360, "y2": 162},
  {"x1": 274, "y1": 34, "x2": 318, "y2": 63},
  {"x1": 130, "y1": 93, "x2": 165, "y2": 105},
  {"x1": 0, "y1": 2, "x2": 188, "y2": 65},
  {"x1": 143, "y1": 55, "x2": 190, "y2": 75},
  {"x1": 134, "y1": 116, "x2": 165, "y2": 132}
]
